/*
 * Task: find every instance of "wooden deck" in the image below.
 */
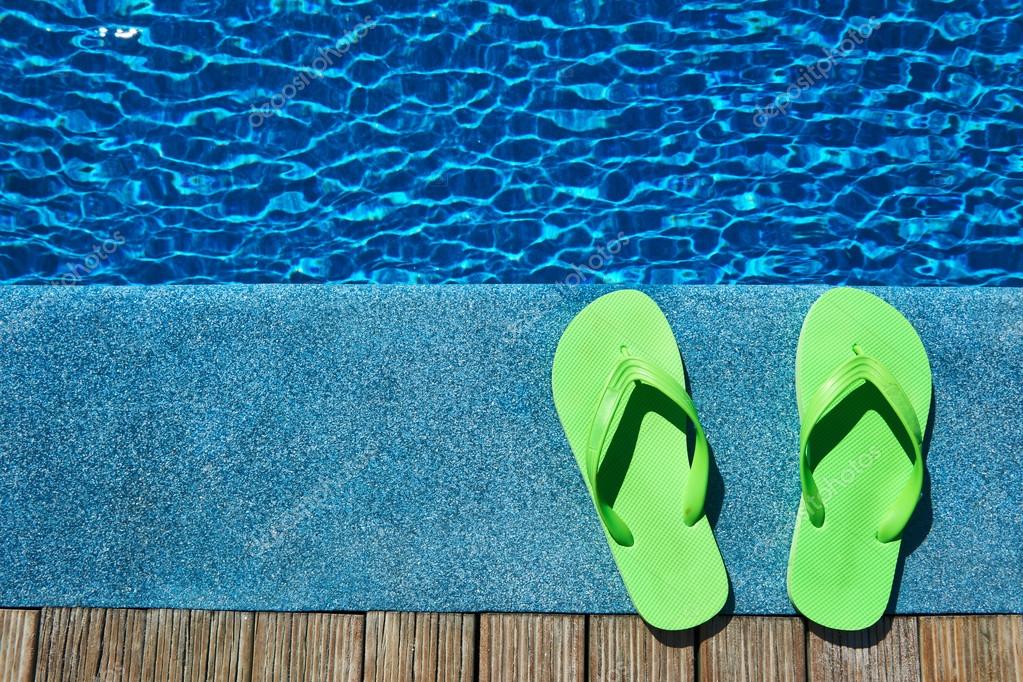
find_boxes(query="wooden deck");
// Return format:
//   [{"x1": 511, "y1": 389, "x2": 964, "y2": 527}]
[{"x1": 1, "y1": 609, "x2": 1020, "y2": 681}]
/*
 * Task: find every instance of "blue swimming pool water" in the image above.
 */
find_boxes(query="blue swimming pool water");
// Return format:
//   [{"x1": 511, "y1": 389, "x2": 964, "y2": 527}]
[{"x1": 1, "y1": 1, "x2": 1021, "y2": 285}]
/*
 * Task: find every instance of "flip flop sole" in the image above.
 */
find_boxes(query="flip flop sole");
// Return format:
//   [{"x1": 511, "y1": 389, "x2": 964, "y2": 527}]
[
  {"x1": 553, "y1": 290, "x2": 728, "y2": 630},
  {"x1": 788, "y1": 287, "x2": 932, "y2": 631}
]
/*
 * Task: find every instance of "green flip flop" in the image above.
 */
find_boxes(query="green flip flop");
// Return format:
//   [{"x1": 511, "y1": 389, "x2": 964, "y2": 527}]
[
  {"x1": 552, "y1": 289, "x2": 728, "y2": 630},
  {"x1": 787, "y1": 287, "x2": 932, "y2": 630}
]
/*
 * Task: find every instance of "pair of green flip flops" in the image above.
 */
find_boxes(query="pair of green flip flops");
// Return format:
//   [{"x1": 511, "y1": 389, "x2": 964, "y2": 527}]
[{"x1": 552, "y1": 288, "x2": 931, "y2": 631}]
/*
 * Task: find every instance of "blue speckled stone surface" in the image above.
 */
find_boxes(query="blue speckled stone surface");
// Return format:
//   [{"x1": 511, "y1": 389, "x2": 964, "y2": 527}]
[{"x1": 0, "y1": 284, "x2": 1020, "y2": 614}]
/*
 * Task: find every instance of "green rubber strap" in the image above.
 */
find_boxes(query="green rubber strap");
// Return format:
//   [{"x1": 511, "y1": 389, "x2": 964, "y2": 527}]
[
  {"x1": 585, "y1": 351, "x2": 709, "y2": 546},
  {"x1": 799, "y1": 349, "x2": 924, "y2": 543}
]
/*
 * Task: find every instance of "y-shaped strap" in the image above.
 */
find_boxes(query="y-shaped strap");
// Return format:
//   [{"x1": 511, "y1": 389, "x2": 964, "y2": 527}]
[
  {"x1": 799, "y1": 348, "x2": 924, "y2": 543},
  {"x1": 585, "y1": 351, "x2": 709, "y2": 546}
]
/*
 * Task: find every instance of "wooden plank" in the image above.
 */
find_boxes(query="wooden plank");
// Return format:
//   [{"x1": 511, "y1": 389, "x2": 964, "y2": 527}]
[
  {"x1": 364, "y1": 612, "x2": 476, "y2": 682},
  {"x1": 35, "y1": 608, "x2": 253, "y2": 682},
  {"x1": 252, "y1": 612, "x2": 293, "y2": 681},
  {"x1": 589, "y1": 614, "x2": 694, "y2": 682},
  {"x1": 35, "y1": 607, "x2": 105, "y2": 682},
  {"x1": 807, "y1": 616, "x2": 920, "y2": 682},
  {"x1": 436, "y1": 612, "x2": 476, "y2": 682},
  {"x1": 479, "y1": 613, "x2": 584, "y2": 682},
  {"x1": 698, "y1": 616, "x2": 804, "y2": 682},
  {"x1": 0, "y1": 609, "x2": 38, "y2": 682},
  {"x1": 140, "y1": 609, "x2": 254, "y2": 682},
  {"x1": 201, "y1": 610, "x2": 255, "y2": 682},
  {"x1": 364, "y1": 612, "x2": 411, "y2": 682},
  {"x1": 140, "y1": 608, "x2": 186, "y2": 680},
  {"x1": 919, "y1": 615, "x2": 1022, "y2": 682},
  {"x1": 251, "y1": 611, "x2": 363, "y2": 682},
  {"x1": 96, "y1": 608, "x2": 147, "y2": 681}
]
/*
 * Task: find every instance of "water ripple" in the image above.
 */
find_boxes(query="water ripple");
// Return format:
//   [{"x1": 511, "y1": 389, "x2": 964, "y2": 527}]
[{"x1": 0, "y1": 0, "x2": 1021, "y2": 284}]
